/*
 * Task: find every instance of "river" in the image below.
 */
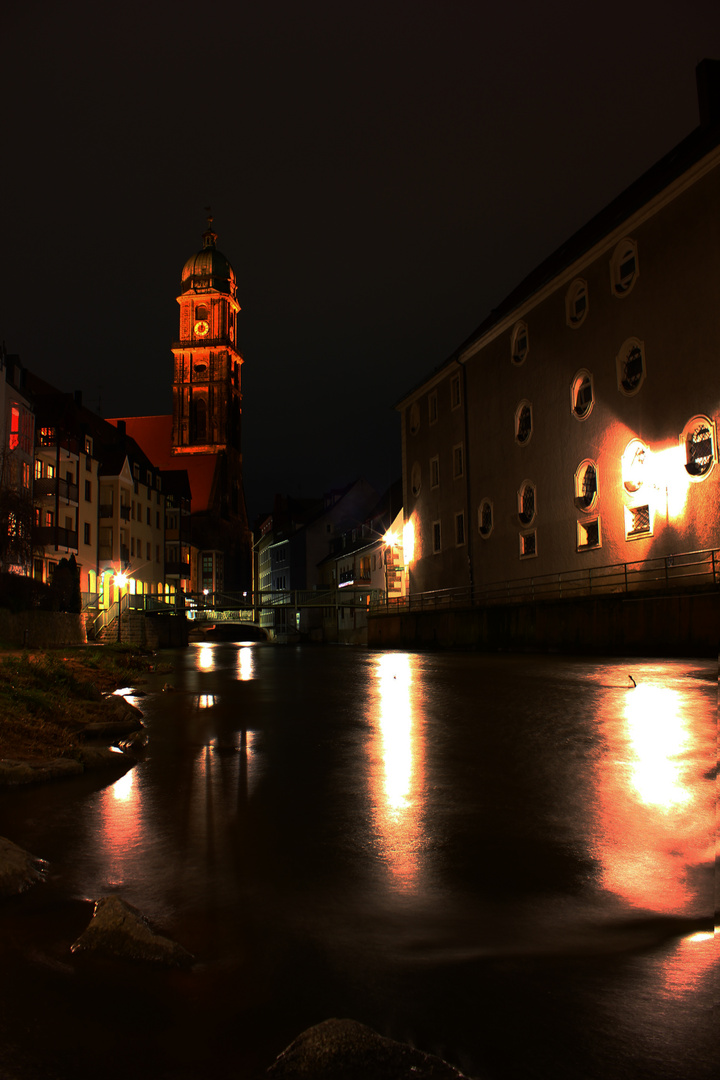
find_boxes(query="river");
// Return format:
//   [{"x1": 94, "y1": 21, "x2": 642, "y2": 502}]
[{"x1": 0, "y1": 645, "x2": 716, "y2": 1079}]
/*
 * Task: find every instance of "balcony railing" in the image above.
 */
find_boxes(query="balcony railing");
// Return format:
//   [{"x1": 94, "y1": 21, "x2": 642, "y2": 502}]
[
  {"x1": 369, "y1": 547, "x2": 720, "y2": 614},
  {"x1": 165, "y1": 560, "x2": 192, "y2": 578},
  {"x1": 33, "y1": 478, "x2": 79, "y2": 503},
  {"x1": 171, "y1": 335, "x2": 234, "y2": 350},
  {"x1": 33, "y1": 526, "x2": 79, "y2": 551}
]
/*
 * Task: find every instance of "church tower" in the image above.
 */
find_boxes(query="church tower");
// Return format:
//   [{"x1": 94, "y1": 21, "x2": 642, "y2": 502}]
[
  {"x1": 171, "y1": 213, "x2": 250, "y2": 592},
  {"x1": 172, "y1": 213, "x2": 242, "y2": 467}
]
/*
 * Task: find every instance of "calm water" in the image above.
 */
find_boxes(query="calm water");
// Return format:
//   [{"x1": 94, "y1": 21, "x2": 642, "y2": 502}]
[{"x1": 0, "y1": 646, "x2": 716, "y2": 1080}]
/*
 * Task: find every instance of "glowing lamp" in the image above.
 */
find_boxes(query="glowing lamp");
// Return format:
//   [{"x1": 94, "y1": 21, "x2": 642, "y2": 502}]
[
  {"x1": 383, "y1": 530, "x2": 398, "y2": 546},
  {"x1": 114, "y1": 572, "x2": 128, "y2": 589},
  {"x1": 402, "y1": 519, "x2": 415, "y2": 565}
]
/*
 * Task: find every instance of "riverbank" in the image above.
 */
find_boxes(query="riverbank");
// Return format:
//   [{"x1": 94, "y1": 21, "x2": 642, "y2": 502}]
[{"x1": 0, "y1": 644, "x2": 163, "y2": 765}]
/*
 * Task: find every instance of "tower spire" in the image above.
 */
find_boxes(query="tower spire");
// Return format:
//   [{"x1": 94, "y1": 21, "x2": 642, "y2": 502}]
[{"x1": 202, "y1": 206, "x2": 217, "y2": 249}]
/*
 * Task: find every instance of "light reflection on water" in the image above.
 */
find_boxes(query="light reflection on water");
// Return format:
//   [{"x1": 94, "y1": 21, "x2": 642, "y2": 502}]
[
  {"x1": 12, "y1": 647, "x2": 713, "y2": 1080},
  {"x1": 367, "y1": 652, "x2": 427, "y2": 895},
  {"x1": 588, "y1": 664, "x2": 714, "y2": 917}
]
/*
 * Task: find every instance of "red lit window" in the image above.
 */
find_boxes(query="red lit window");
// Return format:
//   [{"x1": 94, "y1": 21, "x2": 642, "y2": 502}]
[{"x1": 9, "y1": 407, "x2": 19, "y2": 449}]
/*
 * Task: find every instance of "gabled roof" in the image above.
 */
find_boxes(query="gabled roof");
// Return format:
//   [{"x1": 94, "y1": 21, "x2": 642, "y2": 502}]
[{"x1": 106, "y1": 415, "x2": 218, "y2": 513}]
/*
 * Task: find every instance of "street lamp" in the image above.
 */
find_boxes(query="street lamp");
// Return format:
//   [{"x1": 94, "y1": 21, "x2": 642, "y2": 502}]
[{"x1": 114, "y1": 571, "x2": 128, "y2": 643}]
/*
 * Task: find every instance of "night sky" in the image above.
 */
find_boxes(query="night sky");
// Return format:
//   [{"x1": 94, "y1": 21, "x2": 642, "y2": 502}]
[{"x1": 4, "y1": 1, "x2": 720, "y2": 521}]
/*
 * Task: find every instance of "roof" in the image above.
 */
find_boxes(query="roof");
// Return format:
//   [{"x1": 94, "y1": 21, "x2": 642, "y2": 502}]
[
  {"x1": 395, "y1": 73, "x2": 720, "y2": 408},
  {"x1": 106, "y1": 415, "x2": 219, "y2": 512}
]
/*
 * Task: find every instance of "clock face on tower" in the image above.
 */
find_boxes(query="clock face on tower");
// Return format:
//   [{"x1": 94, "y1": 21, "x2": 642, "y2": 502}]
[{"x1": 194, "y1": 320, "x2": 210, "y2": 338}]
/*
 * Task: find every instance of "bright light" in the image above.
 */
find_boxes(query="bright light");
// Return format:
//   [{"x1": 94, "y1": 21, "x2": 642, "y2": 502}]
[
  {"x1": 203, "y1": 588, "x2": 209, "y2": 596},
  {"x1": 402, "y1": 518, "x2": 415, "y2": 565},
  {"x1": 383, "y1": 530, "x2": 398, "y2": 546},
  {"x1": 114, "y1": 572, "x2": 128, "y2": 589}
]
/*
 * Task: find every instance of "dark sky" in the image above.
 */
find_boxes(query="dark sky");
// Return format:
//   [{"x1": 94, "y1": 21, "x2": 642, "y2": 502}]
[{"x1": 4, "y1": 1, "x2": 720, "y2": 520}]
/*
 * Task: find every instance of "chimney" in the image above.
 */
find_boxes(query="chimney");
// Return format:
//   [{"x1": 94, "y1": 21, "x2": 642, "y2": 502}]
[
  {"x1": 74, "y1": 389, "x2": 83, "y2": 407},
  {"x1": 696, "y1": 59, "x2": 720, "y2": 127},
  {"x1": 117, "y1": 419, "x2": 126, "y2": 439}
]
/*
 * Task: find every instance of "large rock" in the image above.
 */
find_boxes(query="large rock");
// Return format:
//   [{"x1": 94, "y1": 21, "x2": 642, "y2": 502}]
[
  {"x1": 0, "y1": 836, "x2": 48, "y2": 898},
  {"x1": 266, "y1": 1019, "x2": 475, "y2": 1079},
  {"x1": 71, "y1": 894, "x2": 194, "y2": 969}
]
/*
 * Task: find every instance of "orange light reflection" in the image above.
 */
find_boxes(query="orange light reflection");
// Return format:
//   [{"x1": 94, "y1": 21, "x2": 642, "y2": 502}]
[
  {"x1": 236, "y1": 646, "x2": 254, "y2": 681},
  {"x1": 591, "y1": 672, "x2": 713, "y2": 914},
  {"x1": 369, "y1": 653, "x2": 426, "y2": 894},
  {"x1": 197, "y1": 644, "x2": 215, "y2": 671}
]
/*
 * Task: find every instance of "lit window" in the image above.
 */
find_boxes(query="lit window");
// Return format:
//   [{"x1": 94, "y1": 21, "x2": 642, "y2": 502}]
[
  {"x1": 409, "y1": 402, "x2": 420, "y2": 434},
  {"x1": 451, "y1": 373, "x2": 462, "y2": 409},
  {"x1": 430, "y1": 456, "x2": 439, "y2": 489},
  {"x1": 453, "y1": 444, "x2": 464, "y2": 479},
  {"x1": 681, "y1": 415, "x2": 716, "y2": 480},
  {"x1": 574, "y1": 460, "x2": 598, "y2": 510},
  {"x1": 9, "y1": 407, "x2": 19, "y2": 449},
  {"x1": 622, "y1": 439, "x2": 649, "y2": 493},
  {"x1": 478, "y1": 499, "x2": 493, "y2": 538},
  {"x1": 518, "y1": 480, "x2": 536, "y2": 525},
  {"x1": 616, "y1": 337, "x2": 646, "y2": 395},
  {"x1": 432, "y1": 520, "x2": 442, "y2": 553},
  {"x1": 455, "y1": 511, "x2": 465, "y2": 546},
  {"x1": 565, "y1": 280, "x2": 588, "y2": 328},
  {"x1": 410, "y1": 461, "x2": 422, "y2": 497},
  {"x1": 428, "y1": 391, "x2": 438, "y2": 425},
  {"x1": 577, "y1": 518, "x2": 601, "y2": 550},
  {"x1": 611, "y1": 238, "x2": 639, "y2": 296},
  {"x1": 625, "y1": 504, "x2": 652, "y2": 540},
  {"x1": 571, "y1": 371, "x2": 594, "y2": 419},
  {"x1": 511, "y1": 321, "x2": 529, "y2": 365},
  {"x1": 519, "y1": 530, "x2": 537, "y2": 558},
  {"x1": 515, "y1": 401, "x2": 533, "y2": 445}
]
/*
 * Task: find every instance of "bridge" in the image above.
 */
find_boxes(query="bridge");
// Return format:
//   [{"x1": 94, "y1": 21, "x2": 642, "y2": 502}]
[{"x1": 184, "y1": 588, "x2": 383, "y2": 640}]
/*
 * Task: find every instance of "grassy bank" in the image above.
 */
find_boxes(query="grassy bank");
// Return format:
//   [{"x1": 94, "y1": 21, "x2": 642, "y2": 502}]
[{"x1": 0, "y1": 645, "x2": 161, "y2": 762}]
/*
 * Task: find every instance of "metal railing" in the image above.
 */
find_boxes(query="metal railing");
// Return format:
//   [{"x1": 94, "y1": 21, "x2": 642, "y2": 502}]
[{"x1": 370, "y1": 547, "x2": 720, "y2": 614}]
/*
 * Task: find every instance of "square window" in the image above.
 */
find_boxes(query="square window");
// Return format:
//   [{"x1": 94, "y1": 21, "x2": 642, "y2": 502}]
[
  {"x1": 429, "y1": 392, "x2": 438, "y2": 424},
  {"x1": 451, "y1": 374, "x2": 461, "y2": 409},
  {"x1": 430, "y1": 456, "x2": 440, "y2": 489},
  {"x1": 577, "y1": 517, "x2": 601, "y2": 550},
  {"x1": 455, "y1": 512, "x2": 465, "y2": 546},
  {"x1": 519, "y1": 530, "x2": 537, "y2": 559},
  {"x1": 625, "y1": 504, "x2": 652, "y2": 540}
]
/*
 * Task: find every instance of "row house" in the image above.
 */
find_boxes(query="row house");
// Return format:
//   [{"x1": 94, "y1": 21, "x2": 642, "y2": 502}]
[{"x1": 0, "y1": 351, "x2": 34, "y2": 574}]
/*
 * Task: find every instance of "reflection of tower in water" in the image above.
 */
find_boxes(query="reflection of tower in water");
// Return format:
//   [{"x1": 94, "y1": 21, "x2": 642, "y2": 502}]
[{"x1": 370, "y1": 653, "x2": 427, "y2": 895}]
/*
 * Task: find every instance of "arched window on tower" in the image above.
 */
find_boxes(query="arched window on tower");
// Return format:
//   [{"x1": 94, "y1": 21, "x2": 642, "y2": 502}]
[
  {"x1": 195, "y1": 305, "x2": 208, "y2": 322},
  {"x1": 192, "y1": 396, "x2": 207, "y2": 443}
]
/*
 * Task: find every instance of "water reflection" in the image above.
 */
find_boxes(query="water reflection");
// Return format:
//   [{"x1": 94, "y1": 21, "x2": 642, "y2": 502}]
[
  {"x1": 196, "y1": 693, "x2": 218, "y2": 709},
  {"x1": 96, "y1": 760, "x2": 142, "y2": 890},
  {"x1": 237, "y1": 646, "x2": 255, "y2": 681},
  {"x1": 196, "y1": 644, "x2": 216, "y2": 671},
  {"x1": 368, "y1": 653, "x2": 427, "y2": 894},
  {"x1": 590, "y1": 666, "x2": 713, "y2": 914}
]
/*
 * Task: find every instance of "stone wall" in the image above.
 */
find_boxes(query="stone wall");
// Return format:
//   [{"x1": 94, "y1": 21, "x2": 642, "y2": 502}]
[
  {"x1": 368, "y1": 590, "x2": 720, "y2": 657},
  {"x1": 0, "y1": 609, "x2": 87, "y2": 649}
]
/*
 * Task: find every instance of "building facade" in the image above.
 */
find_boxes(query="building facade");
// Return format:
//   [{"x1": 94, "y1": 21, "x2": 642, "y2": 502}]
[{"x1": 398, "y1": 62, "x2": 720, "y2": 598}]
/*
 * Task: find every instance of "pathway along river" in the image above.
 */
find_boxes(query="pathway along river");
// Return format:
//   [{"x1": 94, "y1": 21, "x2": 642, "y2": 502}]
[{"x1": 0, "y1": 645, "x2": 716, "y2": 1080}]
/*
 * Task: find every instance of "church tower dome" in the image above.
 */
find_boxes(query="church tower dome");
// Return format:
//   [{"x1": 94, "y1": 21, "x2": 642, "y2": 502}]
[{"x1": 180, "y1": 213, "x2": 237, "y2": 300}]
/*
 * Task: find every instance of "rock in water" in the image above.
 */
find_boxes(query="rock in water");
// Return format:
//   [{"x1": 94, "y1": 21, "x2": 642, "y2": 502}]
[
  {"x1": 266, "y1": 1018, "x2": 474, "y2": 1079},
  {"x1": 71, "y1": 895, "x2": 193, "y2": 968},
  {"x1": 0, "y1": 836, "x2": 48, "y2": 898}
]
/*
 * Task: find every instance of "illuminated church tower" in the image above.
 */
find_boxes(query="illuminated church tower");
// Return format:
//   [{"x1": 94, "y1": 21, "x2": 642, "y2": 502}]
[{"x1": 171, "y1": 213, "x2": 251, "y2": 592}]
